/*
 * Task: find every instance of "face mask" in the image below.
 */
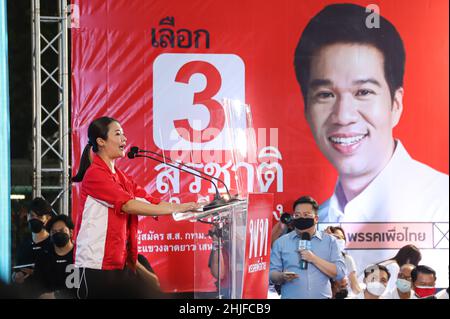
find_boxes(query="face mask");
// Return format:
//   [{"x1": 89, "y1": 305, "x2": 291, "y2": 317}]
[
  {"x1": 51, "y1": 232, "x2": 70, "y2": 248},
  {"x1": 366, "y1": 281, "x2": 386, "y2": 297},
  {"x1": 28, "y1": 219, "x2": 44, "y2": 233},
  {"x1": 414, "y1": 286, "x2": 436, "y2": 298},
  {"x1": 335, "y1": 289, "x2": 348, "y2": 299},
  {"x1": 293, "y1": 217, "x2": 315, "y2": 230},
  {"x1": 336, "y1": 239, "x2": 346, "y2": 252},
  {"x1": 396, "y1": 279, "x2": 412, "y2": 293}
]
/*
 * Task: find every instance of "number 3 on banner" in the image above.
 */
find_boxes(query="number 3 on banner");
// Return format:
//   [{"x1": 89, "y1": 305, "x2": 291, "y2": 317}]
[{"x1": 174, "y1": 61, "x2": 225, "y2": 143}]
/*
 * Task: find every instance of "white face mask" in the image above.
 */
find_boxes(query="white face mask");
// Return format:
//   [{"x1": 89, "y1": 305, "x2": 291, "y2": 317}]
[
  {"x1": 336, "y1": 239, "x2": 346, "y2": 252},
  {"x1": 366, "y1": 281, "x2": 386, "y2": 296}
]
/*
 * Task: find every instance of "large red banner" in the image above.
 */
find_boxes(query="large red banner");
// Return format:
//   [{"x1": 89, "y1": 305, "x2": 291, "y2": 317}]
[{"x1": 71, "y1": 0, "x2": 449, "y2": 292}]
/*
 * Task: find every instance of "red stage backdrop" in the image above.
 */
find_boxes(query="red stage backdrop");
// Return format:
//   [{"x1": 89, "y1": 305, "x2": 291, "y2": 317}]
[{"x1": 71, "y1": 0, "x2": 449, "y2": 292}]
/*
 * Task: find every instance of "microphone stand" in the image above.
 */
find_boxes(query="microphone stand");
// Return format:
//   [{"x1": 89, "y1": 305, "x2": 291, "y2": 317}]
[
  {"x1": 128, "y1": 153, "x2": 226, "y2": 211},
  {"x1": 137, "y1": 148, "x2": 233, "y2": 198},
  {"x1": 129, "y1": 147, "x2": 243, "y2": 210}
]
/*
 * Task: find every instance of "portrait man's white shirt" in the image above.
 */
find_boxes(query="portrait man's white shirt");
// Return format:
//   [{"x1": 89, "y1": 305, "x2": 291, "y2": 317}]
[
  {"x1": 319, "y1": 140, "x2": 449, "y2": 288},
  {"x1": 319, "y1": 140, "x2": 449, "y2": 223},
  {"x1": 382, "y1": 287, "x2": 416, "y2": 299}
]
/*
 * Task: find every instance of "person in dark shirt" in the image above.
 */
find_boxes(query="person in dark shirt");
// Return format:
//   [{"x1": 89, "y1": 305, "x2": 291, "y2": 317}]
[
  {"x1": 134, "y1": 254, "x2": 162, "y2": 297},
  {"x1": 12, "y1": 197, "x2": 53, "y2": 288},
  {"x1": 207, "y1": 223, "x2": 231, "y2": 299},
  {"x1": 33, "y1": 214, "x2": 75, "y2": 299}
]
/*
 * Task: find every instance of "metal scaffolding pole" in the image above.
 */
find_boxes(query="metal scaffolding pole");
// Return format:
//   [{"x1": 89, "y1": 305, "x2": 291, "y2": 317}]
[{"x1": 31, "y1": 0, "x2": 70, "y2": 215}]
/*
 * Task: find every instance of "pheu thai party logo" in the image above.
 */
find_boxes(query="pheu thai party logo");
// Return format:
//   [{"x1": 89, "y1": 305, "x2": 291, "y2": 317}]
[
  {"x1": 247, "y1": 218, "x2": 270, "y2": 273},
  {"x1": 153, "y1": 53, "x2": 246, "y2": 150}
]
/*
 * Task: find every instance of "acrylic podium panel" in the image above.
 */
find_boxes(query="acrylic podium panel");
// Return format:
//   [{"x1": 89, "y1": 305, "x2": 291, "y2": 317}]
[
  {"x1": 192, "y1": 200, "x2": 248, "y2": 299},
  {"x1": 175, "y1": 193, "x2": 274, "y2": 299},
  {"x1": 168, "y1": 99, "x2": 267, "y2": 298}
]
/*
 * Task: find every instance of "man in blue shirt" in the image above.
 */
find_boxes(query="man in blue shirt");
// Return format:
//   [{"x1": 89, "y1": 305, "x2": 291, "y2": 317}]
[{"x1": 269, "y1": 196, "x2": 346, "y2": 299}]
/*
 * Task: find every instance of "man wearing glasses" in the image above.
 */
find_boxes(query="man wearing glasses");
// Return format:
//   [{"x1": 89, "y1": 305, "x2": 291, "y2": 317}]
[
  {"x1": 382, "y1": 264, "x2": 416, "y2": 299},
  {"x1": 269, "y1": 196, "x2": 346, "y2": 299}
]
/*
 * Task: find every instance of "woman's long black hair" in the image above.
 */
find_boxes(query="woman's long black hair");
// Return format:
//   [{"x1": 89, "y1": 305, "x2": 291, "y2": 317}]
[
  {"x1": 383, "y1": 244, "x2": 422, "y2": 267},
  {"x1": 72, "y1": 117, "x2": 118, "y2": 182}
]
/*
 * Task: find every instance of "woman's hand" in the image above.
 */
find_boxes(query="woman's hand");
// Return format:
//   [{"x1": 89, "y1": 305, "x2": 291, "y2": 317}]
[
  {"x1": 123, "y1": 200, "x2": 202, "y2": 216},
  {"x1": 178, "y1": 202, "x2": 201, "y2": 212}
]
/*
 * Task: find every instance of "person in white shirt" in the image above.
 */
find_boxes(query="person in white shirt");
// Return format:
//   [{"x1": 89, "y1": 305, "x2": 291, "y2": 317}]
[
  {"x1": 435, "y1": 267, "x2": 449, "y2": 299},
  {"x1": 378, "y1": 244, "x2": 422, "y2": 293},
  {"x1": 435, "y1": 288, "x2": 449, "y2": 299},
  {"x1": 326, "y1": 226, "x2": 361, "y2": 296},
  {"x1": 348, "y1": 264, "x2": 390, "y2": 299},
  {"x1": 293, "y1": 3, "x2": 449, "y2": 288},
  {"x1": 383, "y1": 263, "x2": 416, "y2": 299}
]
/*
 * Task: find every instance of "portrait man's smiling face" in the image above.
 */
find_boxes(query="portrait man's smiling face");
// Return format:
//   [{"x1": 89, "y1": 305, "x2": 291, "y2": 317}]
[{"x1": 305, "y1": 43, "x2": 403, "y2": 179}]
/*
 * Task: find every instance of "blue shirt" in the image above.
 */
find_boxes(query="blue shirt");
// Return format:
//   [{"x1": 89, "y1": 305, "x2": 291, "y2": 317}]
[{"x1": 270, "y1": 230, "x2": 346, "y2": 299}]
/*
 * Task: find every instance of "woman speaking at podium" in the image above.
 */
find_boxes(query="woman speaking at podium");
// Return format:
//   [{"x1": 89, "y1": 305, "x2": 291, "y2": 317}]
[{"x1": 72, "y1": 116, "x2": 199, "y2": 298}]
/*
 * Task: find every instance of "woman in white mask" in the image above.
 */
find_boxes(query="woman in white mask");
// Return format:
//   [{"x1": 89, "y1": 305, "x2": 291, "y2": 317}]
[
  {"x1": 383, "y1": 264, "x2": 416, "y2": 299},
  {"x1": 350, "y1": 264, "x2": 390, "y2": 299},
  {"x1": 378, "y1": 244, "x2": 422, "y2": 293},
  {"x1": 326, "y1": 226, "x2": 361, "y2": 297}
]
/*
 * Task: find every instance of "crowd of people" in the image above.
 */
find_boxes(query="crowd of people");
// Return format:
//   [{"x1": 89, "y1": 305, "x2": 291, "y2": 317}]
[
  {"x1": 5, "y1": 195, "x2": 448, "y2": 300},
  {"x1": 8, "y1": 197, "x2": 163, "y2": 299},
  {"x1": 268, "y1": 196, "x2": 449, "y2": 299}
]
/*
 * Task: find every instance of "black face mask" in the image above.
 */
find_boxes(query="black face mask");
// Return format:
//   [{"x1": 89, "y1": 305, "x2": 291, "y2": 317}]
[
  {"x1": 28, "y1": 219, "x2": 44, "y2": 233},
  {"x1": 51, "y1": 232, "x2": 70, "y2": 248},
  {"x1": 335, "y1": 289, "x2": 349, "y2": 299},
  {"x1": 293, "y1": 217, "x2": 315, "y2": 230}
]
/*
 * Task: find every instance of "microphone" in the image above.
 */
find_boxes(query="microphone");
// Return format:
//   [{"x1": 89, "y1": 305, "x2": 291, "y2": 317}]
[
  {"x1": 127, "y1": 147, "x2": 139, "y2": 159},
  {"x1": 127, "y1": 147, "x2": 233, "y2": 211},
  {"x1": 298, "y1": 232, "x2": 311, "y2": 270}
]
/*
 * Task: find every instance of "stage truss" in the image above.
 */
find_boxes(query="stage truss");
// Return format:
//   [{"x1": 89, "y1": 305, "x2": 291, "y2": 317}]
[{"x1": 31, "y1": 0, "x2": 70, "y2": 215}]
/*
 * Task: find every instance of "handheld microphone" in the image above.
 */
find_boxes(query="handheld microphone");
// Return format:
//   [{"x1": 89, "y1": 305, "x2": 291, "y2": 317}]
[
  {"x1": 127, "y1": 147, "x2": 230, "y2": 211},
  {"x1": 298, "y1": 232, "x2": 311, "y2": 270}
]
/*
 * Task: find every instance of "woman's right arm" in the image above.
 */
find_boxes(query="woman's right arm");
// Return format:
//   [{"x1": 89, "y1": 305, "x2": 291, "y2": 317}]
[
  {"x1": 346, "y1": 254, "x2": 362, "y2": 294},
  {"x1": 122, "y1": 200, "x2": 199, "y2": 216},
  {"x1": 348, "y1": 271, "x2": 362, "y2": 294},
  {"x1": 82, "y1": 170, "x2": 200, "y2": 216}
]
